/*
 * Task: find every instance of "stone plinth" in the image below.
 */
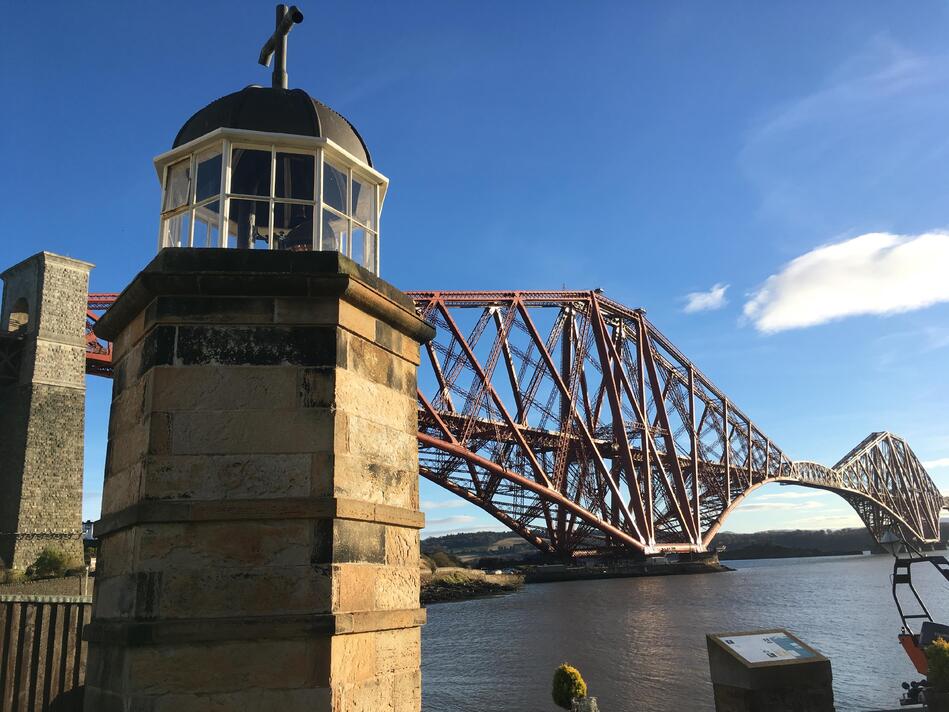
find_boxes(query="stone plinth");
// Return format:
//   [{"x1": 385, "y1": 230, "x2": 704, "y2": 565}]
[
  {"x1": 84, "y1": 249, "x2": 433, "y2": 711},
  {"x1": 707, "y1": 630, "x2": 835, "y2": 712},
  {"x1": 0, "y1": 252, "x2": 91, "y2": 570}
]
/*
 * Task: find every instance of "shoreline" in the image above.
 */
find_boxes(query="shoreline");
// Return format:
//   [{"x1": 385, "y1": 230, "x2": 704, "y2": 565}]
[
  {"x1": 421, "y1": 578, "x2": 522, "y2": 605},
  {"x1": 524, "y1": 559, "x2": 732, "y2": 584},
  {"x1": 421, "y1": 568, "x2": 524, "y2": 605}
]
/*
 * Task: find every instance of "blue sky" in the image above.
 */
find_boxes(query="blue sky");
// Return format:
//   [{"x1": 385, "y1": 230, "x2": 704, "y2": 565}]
[{"x1": 3, "y1": 1, "x2": 948, "y2": 536}]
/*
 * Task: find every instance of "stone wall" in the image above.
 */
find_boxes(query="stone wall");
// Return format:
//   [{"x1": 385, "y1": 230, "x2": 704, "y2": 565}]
[{"x1": 0, "y1": 253, "x2": 91, "y2": 570}]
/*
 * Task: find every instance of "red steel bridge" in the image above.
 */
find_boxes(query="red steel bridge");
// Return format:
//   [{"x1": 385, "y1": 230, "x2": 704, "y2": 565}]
[{"x1": 86, "y1": 290, "x2": 944, "y2": 558}]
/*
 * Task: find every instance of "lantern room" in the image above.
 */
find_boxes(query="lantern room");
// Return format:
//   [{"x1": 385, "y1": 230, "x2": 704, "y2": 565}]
[{"x1": 152, "y1": 7, "x2": 386, "y2": 275}]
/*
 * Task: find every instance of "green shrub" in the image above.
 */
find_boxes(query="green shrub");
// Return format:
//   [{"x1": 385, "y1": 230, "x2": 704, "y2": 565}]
[
  {"x1": 552, "y1": 663, "x2": 587, "y2": 710},
  {"x1": 27, "y1": 547, "x2": 75, "y2": 579},
  {"x1": 927, "y1": 637, "x2": 949, "y2": 692},
  {"x1": 430, "y1": 550, "x2": 464, "y2": 569}
]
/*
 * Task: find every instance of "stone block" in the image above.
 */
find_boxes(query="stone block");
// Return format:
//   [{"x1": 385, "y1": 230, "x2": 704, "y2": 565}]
[
  {"x1": 333, "y1": 564, "x2": 419, "y2": 613},
  {"x1": 335, "y1": 367, "x2": 417, "y2": 432},
  {"x1": 300, "y1": 367, "x2": 336, "y2": 408},
  {"x1": 333, "y1": 520, "x2": 386, "y2": 564},
  {"x1": 345, "y1": 414, "x2": 418, "y2": 465},
  {"x1": 135, "y1": 520, "x2": 314, "y2": 570},
  {"x1": 124, "y1": 640, "x2": 320, "y2": 694},
  {"x1": 151, "y1": 365, "x2": 299, "y2": 412},
  {"x1": 341, "y1": 330, "x2": 417, "y2": 396},
  {"x1": 326, "y1": 454, "x2": 419, "y2": 509},
  {"x1": 157, "y1": 566, "x2": 333, "y2": 618},
  {"x1": 386, "y1": 527, "x2": 420, "y2": 567},
  {"x1": 100, "y1": 460, "x2": 145, "y2": 515},
  {"x1": 170, "y1": 407, "x2": 334, "y2": 455},
  {"x1": 144, "y1": 453, "x2": 313, "y2": 500}
]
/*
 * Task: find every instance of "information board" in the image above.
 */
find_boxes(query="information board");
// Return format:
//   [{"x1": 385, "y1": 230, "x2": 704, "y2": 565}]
[{"x1": 719, "y1": 632, "x2": 816, "y2": 664}]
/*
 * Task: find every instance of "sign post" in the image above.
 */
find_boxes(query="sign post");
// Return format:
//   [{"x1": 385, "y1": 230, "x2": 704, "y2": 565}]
[{"x1": 706, "y1": 629, "x2": 835, "y2": 712}]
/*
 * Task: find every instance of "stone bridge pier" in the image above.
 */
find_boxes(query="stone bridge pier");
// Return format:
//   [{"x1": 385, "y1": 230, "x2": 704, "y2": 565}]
[
  {"x1": 84, "y1": 249, "x2": 433, "y2": 711},
  {"x1": 0, "y1": 252, "x2": 90, "y2": 571}
]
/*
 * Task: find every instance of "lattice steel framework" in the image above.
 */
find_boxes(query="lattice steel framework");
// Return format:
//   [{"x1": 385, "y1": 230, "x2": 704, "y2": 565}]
[
  {"x1": 86, "y1": 290, "x2": 943, "y2": 557},
  {"x1": 409, "y1": 291, "x2": 943, "y2": 556},
  {"x1": 85, "y1": 294, "x2": 118, "y2": 377}
]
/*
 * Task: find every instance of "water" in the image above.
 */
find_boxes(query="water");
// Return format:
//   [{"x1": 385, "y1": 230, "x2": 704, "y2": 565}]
[{"x1": 422, "y1": 554, "x2": 949, "y2": 711}]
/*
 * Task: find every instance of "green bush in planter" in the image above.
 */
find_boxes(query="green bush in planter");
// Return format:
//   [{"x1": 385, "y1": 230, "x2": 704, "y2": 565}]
[
  {"x1": 552, "y1": 663, "x2": 587, "y2": 710},
  {"x1": 927, "y1": 637, "x2": 949, "y2": 693}
]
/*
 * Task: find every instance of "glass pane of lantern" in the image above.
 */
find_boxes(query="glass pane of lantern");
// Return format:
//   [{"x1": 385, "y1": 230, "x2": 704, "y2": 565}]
[
  {"x1": 321, "y1": 209, "x2": 349, "y2": 253},
  {"x1": 161, "y1": 212, "x2": 191, "y2": 248},
  {"x1": 275, "y1": 152, "x2": 315, "y2": 200},
  {"x1": 273, "y1": 202, "x2": 315, "y2": 251},
  {"x1": 351, "y1": 226, "x2": 371, "y2": 269},
  {"x1": 193, "y1": 201, "x2": 221, "y2": 247},
  {"x1": 365, "y1": 231, "x2": 378, "y2": 273},
  {"x1": 323, "y1": 162, "x2": 347, "y2": 213},
  {"x1": 230, "y1": 148, "x2": 272, "y2": 197},
  {"x1": 195, "y1": 150, "x2": 222, "y2": 202},
  {"x1": 163, "y1": 159, "x2": 191, "y2": 212},
  {"x1": 351, "y1": 177, "x2": 375, "y2": 229},
  {"x1": 227, "y1": 199, "x2": 271, "y2": 249}
]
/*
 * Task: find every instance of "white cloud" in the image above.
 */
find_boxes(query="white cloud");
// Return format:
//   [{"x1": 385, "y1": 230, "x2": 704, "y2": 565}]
[
  {"x1": 756, "y1": 491, "x2": 831, "y2": 501},
  {"x1": 683, "y1": 283, "x2": 729, "y2": 313},
  {"x1": 424, "y1": 515, "x2": 477, "y2": 528},
  {"x1": 925, "y1": 458, "x2": 949, "y2": 470},
  {"x1": 420, "y1": 499, "x2": 467, "y2": 511},
  {"x1": 744, "y1": 232, "x2": 949, "y2": 333},
  {"x1": 740, "y1": 39, "x2": 949, "y2": 232},
  {"x1": 740, "y1": 500, "x2": 824, "y2": 513}
]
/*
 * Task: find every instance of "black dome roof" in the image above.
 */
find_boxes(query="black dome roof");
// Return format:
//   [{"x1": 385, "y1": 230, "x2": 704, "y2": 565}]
[{"x1": 173, "y1": 86, "x2": 372, "y2": 166}]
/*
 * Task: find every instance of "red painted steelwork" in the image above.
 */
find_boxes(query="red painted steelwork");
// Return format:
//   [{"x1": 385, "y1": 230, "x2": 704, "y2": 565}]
[
  {"x1": 408, "y1": 291, "x2": 943, "y2": 557},
  {"x1": 85, "y1": 294, "x2": 119, "y2": 377}
]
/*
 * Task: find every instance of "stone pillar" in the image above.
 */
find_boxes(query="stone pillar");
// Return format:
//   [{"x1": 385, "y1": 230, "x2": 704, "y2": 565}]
[
  {"x1": 84, "y1": 249, "x2": 433, "y2": 711},
  {"x1": 0, "y1": 252, "x2": 91, "y2": 570},
  {"x1": 707, "y1": 630, "x2": 835, "y2": 712}
]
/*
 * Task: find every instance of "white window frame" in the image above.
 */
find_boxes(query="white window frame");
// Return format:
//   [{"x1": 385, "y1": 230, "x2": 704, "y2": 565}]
[{"x1": 154, "y1": 128, "x2": 388, "y2": 275}]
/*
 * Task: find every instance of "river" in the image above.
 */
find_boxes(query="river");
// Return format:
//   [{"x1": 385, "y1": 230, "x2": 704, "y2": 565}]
[{"x1": 422, "y1": 553, "x2": 949, "y2": 711}]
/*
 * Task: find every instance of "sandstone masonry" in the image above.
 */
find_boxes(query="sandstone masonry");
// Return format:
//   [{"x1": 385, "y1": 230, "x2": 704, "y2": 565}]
[
  {"x1": 0, "y1": 252, "x2": 90, "y2": 570},
  {"x1": 84, "y1": 249, "x2": 434, "y2": 711}
]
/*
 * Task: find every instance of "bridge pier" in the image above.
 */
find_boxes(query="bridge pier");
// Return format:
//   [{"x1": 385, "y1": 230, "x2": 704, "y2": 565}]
[
  {"x1": 0, "y1": 252, "x2": 90, "y2": 571},
  {"x1": 84, "y1": 249, "x2": 433, "y2": 711}
]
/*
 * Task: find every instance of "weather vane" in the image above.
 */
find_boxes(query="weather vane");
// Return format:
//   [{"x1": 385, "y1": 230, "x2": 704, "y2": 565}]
[{"x1": 258, "y1": 4, "x2": 304, "y2": 90}]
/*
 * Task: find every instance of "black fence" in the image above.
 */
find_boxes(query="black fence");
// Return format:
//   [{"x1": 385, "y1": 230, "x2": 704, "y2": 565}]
[{"x1": 0, "y1": 596, "x2": 91, "y2": 712}]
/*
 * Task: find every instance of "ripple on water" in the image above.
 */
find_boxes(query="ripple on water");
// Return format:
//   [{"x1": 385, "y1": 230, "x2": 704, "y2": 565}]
[{"x1": 422, "y1": 554, "x2": 949, "y2": 711}]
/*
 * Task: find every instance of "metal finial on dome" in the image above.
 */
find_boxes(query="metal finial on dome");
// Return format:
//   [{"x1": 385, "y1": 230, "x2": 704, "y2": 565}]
[{"x1": 258, "y1": 4, "x2": 304, "y2": 90}]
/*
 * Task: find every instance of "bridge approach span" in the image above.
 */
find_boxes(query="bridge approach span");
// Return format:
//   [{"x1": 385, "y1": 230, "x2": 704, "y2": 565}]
[{"x1": 86, "y1": 290, "x2": 943, "y2": 557}]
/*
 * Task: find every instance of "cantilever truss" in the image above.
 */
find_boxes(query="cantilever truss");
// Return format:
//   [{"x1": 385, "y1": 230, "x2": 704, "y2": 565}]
[
  {"x1": 409, "y1": 291, "x2": 943, "y2": 556},
  {"x1": 86, "y1": 294, "x2": 118, "y2": 377},
  {"x1": 85, "y1": 290, "x2": 943, "y2": 557}
]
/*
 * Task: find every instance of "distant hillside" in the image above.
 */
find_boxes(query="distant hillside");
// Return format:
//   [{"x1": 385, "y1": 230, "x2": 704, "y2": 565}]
[
  {"x1": 713, "y1": 520, "x2": 949, "y2": 559},
  {"x1": 710, "y1": 527, "x2": 878, "y2": 557},
  {"x1": 422, "y1": 530, "x2": 538, "y2": 566},
  {"x1": 422, "y1": 522, "x2": 949, "y2": 564},
  {"x1": 422, "y1": 531, "x2": 515, "y2": 552}
]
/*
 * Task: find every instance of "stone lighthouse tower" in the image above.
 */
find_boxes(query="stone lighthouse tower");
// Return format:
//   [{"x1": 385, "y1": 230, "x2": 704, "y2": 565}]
[{"x1": 84, "y1": 6, "x2": 432, "y2": 710}]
